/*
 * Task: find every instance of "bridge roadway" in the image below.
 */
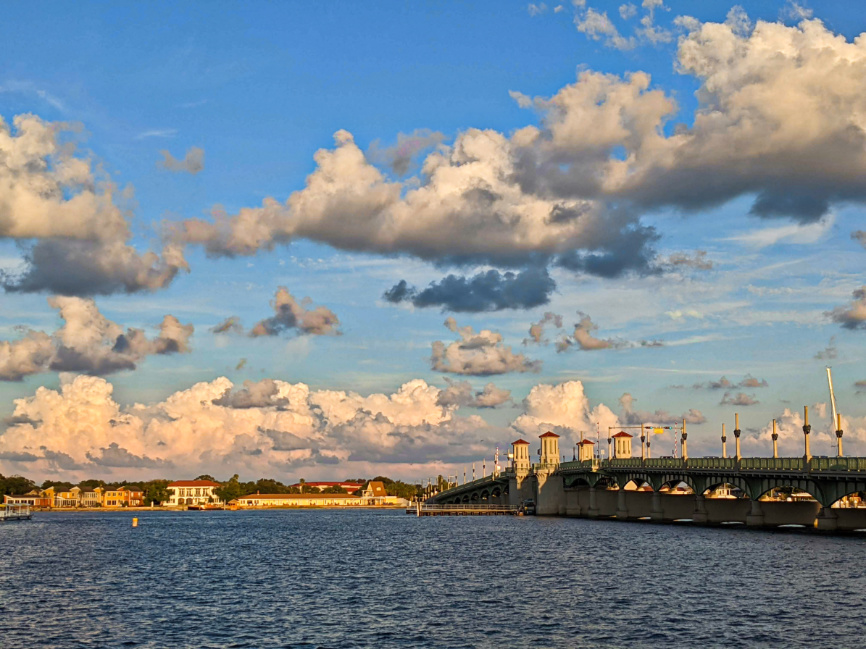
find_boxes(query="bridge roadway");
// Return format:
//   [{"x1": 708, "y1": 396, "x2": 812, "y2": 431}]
[{"x1": 427, "y1": 456, "x2": 866, "y2": 531}]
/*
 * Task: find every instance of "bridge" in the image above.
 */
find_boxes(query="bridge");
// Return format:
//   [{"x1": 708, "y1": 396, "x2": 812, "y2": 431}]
[{"x1": 428, "y1": 422, "x2": 866, "y2": 531}]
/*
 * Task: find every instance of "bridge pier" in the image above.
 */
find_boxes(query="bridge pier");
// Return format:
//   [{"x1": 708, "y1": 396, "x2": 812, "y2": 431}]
[
  {"x1": 692, "y1": 495, "x2": 708, "y2": 524},
  {"x1": 746, "y1": 499, "x2": 765, "y2": 527},
  {"x1": 815, "y1": 506, "x2": 839, "y2": 531},
  {"x1": 650, "y1": 491, "x2": 664, "y2": 521},
  {"x1": 616, "y1": 488, "x2": 628, "y2": 519},
  {"x1": 588, "y1": 487, "x2": 600, "y2": 518}
]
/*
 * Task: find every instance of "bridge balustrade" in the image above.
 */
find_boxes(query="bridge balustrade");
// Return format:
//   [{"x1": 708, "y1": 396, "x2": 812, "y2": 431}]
[
  {"x1": 810, "y1": 457, "x2": 866, "y2": 472},
  {"x1": 688, "y1": 458, "x2": 737, "y2": 470},
  {"x1": 643, "y1": 458, "x2": 684, "y2": 469},
  {"x1": 740, "y1": 457, "x2": 803, "y2": 471}
]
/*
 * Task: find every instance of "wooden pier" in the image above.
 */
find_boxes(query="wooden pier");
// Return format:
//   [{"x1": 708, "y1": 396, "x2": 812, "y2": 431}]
[
  {"x1": 0, "y1": 504, "x2": 32, "y2": 522},
  {"x1": 409, "y1": 503, "x2": 519, "y2": 516}
]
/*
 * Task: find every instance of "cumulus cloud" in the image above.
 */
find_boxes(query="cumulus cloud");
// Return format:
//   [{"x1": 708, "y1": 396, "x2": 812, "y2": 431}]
[
  {"x1": 526, "y1": 311, "x2": 563, "y2": 344},
  {"x1": 814, "y1": 337, "x2": 838, "y2": 360},
  {"x1": 512, "y1": 380, "x2": 619, "y2": 443},
  {"x1": 720, "y1": 392, "x2": 759, "y2": 407},
  {"x1": 158, "y1": 146, "x2": 204, "y2": 174},
  {"x1": 435, "y1": 378, "x2": 512, "y2": 408},
  {"x1": 250, "y1": 288, "x2": 340, "y2": 337},
  {"x1": 0, "y1": 114, "x2": 188, "y2": 295},
  {"x1": 367, "y1": 129, "x2": 445, "y2": 176},
  {"x1": 619, "y1": 392, "x2": 706, "y2": 426},
  {"x1": 172, "y1": 125, "x2": 661, "y2": 279},
  {"x1": 383, "y1": 267, "x2": 555, "y2": 312},
  {"x1": 528, "y1": 3, "x2": 547, "y2": 17},
  {"x1": 431, "y1": 317, "x2": 540, "y2": 376},
  {"x1": 0, "y1": 296, "x2": 192, "y2": 381},
  {"x1": 692, "y1": 375, "x2": 768, "y2": 390},
  {"x1": 213, "y1": 288, "x2": 340, "y2": 338},
  {"x1": 659, "y1": 250, "x2": 713, "y2": 271},
  {"x1": 0, "y1": 374, "x2": 503, "y2": 478},
  {"x1": 827, "y1": 288, "x2": 866, "y2": 330},
  {"x1": 556, "y1": 313, "x2": 622, "y2": 352}
]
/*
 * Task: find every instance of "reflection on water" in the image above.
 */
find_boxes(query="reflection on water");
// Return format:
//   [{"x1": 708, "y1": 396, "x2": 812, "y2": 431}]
[{"x1": 1, "y1": 510, "x2": 864, "y2": 648}]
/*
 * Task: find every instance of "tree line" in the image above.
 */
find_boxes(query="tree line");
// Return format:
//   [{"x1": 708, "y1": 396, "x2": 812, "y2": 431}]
[{"x1": 0, "y1": 473, "x2": 424, "y2": 505}]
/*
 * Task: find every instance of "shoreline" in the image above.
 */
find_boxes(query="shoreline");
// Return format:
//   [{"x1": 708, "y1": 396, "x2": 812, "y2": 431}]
[{"x1": 28, "y1": 505, "x2": 409, "y2": 513}]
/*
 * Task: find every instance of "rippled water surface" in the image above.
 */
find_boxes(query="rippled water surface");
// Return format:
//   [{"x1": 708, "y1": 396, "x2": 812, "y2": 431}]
[{"x1": 2, "y1": 510, "x2": 865, "y2": 648}]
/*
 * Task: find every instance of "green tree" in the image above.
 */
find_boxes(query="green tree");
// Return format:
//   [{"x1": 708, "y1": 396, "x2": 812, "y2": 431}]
[
  {"x1": 0, "y1": 474, "x2": 36, "y2": 497},
  {"x1": 41, "y1": 480, "x2": 73, "y2": 491},
  {"x1": 141, "y1": 479, "x2": 172, "y2": 505},
  {"x1": 214, "y1": 475, "x2": 240, "y2": 503},
  {"x1": 195, "y1": 474, "x2": 217, "y2": 482},
  {"x1": 321, "y1": 485, "x2": 347, "y2": 494}
]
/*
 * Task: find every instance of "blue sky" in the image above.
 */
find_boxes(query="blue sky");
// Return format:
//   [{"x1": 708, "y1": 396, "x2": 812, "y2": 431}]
[{"x1": 1, "y1": 1, "x2": 865, "y2": 481}]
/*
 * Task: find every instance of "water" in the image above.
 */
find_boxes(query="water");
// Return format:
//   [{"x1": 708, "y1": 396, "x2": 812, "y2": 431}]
[{"x1": 1, "y1": 510, "x2": 864, "y2": 648}]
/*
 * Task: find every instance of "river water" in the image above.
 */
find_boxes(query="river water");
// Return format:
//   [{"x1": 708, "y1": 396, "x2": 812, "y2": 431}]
[{"x1": 1, "y1": 509, "x2": 864, "y2": 648}]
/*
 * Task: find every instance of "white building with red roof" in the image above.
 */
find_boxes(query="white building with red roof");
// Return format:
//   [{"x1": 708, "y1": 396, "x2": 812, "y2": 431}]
[
  {"x1": 539, "y1": 431, "x2": 561, "y2": 467},
  {"x1": 287, "y1": 481, "x2": 364, "y2": 493},
  {"x1": 612, "y1": 431, "x2": 634, "y2": 459},
  {"x1": 511, "y1": 439, "x2": 531, "y2": 474},
  {"x1": 167, "y1": 480, "x2": 222, "y2": 506},
  {"x1": 577, "y1": 439, "x2": 595, "y2": 462}
]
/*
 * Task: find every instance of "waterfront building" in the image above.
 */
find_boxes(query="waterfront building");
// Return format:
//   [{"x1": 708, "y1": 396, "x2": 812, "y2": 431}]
[
  {"x1": 232, "y1": 493, "x2": 364, "y2": 507},
  {"x1": 167, "y1": 479, "x2": 222, "y2": 506},
  {"x1": 55, "y1": 487, "x2": 81, "y2": 508},
  {"x1": 4, "y1": 489, "x2": 53, "y2": 508},
  {"x1": 612, "y1": 432, "x2": 634, "y2": 459},
  {"x1": 101, "y1": 485, "x2": 145, "y2": 508},
  {"x1": 288, "y1": 481, "x2": 364, "y2": 493},
  {"x1": 79, "y1": 487, "x2": 102, "y2": 507}
]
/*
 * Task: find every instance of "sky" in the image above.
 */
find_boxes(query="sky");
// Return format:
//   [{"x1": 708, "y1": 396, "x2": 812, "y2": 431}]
[{"x1": 1, "y1": 0, "x2": 865, "y2": 483}]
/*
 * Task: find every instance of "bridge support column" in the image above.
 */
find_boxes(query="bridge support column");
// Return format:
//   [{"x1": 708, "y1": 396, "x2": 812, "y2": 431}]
[
  {"x1": 650, "y1": 491, "x2": 663, "y2": 521},
  {"x1": 616, "y1": 487, "x2": 628, "y2": 519},
  {"x1": 816, "y1": 506, "x2": 838, "y2": 531},
  {"x1": 692, "y1": 495, "x2": 708, "y2": 524},
  {"x1": 746, "y1": 499, "x2": 765, "y2": 527},
  {"x1": 588, "y1": 487, "x2": 600, "y2": 518}
]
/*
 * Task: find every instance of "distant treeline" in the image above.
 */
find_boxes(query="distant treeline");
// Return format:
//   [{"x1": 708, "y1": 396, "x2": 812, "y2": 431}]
[{"x1": 0, "y1": 473, "x2": 423, "y2": 505}]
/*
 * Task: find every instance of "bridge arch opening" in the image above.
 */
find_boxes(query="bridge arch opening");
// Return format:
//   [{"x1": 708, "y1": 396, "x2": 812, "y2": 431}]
[
  {"x1": 756, "y1": 485, "x2": 818, "y2": 503},
  {"x1": 470, "y1": 493, "x2": 480, "y2": 502},
  {"x1": 828, "y1": 490, "x2": 866, "y2": 508},
  {"x1": 461, "y1": 495, "x2": 470, "y2": 503},
  {"x1": 659, "y1": 480, "x2": 694, "y2": 495},
  {"x1": 703, "y1": 482, "x2": 748, "y2": 499},
  {"x1": 565, "y1": 477, "x2": 591, "y2": 489}
]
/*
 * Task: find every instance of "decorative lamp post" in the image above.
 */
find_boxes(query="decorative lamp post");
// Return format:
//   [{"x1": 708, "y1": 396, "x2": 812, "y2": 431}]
[
  {"x1": 836, "y1": 414, "x2": 844, "y2": 458},
  {"x1": 734, "y1": 413, "x2": 741, "y2": 461},
  {"x1": 803, "y1": 406, "x2": 812, "y2": 462},
  {"x1": 721, "y1": 423, "x2": 727, "y2": 458},
  {"x1": 682, "y1": 419, "x2": 688, "y2": 461},
  {"x1": 772, "y1": 419, "x2": 779, "y2": 459}
]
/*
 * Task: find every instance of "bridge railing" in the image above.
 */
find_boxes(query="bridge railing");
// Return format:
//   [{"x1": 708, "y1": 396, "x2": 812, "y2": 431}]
[
  {"x1": 688, "y1": 458, "x2": 738, "y2": 470},
  {"x1": 810, "y1": 457, "x2": 866, "y2": 472},
  {"x1": 740, "y1": 457, "x2": 804, "y2": 471}
]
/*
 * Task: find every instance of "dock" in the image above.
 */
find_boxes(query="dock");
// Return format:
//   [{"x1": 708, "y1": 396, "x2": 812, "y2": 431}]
[
  {"x1": 409, "y1": 503, "x2": 519, "y2": 516},
  {"x1": 0, "y1": 504, "x2": 32, "y2": 522}
]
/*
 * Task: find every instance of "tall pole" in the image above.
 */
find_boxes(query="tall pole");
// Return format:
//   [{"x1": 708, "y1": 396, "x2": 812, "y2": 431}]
[
  {"x1": 721, "y1": 423, "x2": 727, "y2": 458},
  {"x1": 803, "y1": 406, "x2": 812, "y2": 462},
  {"x1": 646, "y1": 425, "x2": 651, "y2": 459},
  {"x1": 640, "y1": 422, "x2": 646, "y2": 461},
  {"x1": 836, "y1": 413, "x2": 843, "y2": 458},
  {"x1": 734, "y1": 413, "x2": 741, "y2": 461},
  {"x1": 682, "y1": 419, "x2": 688, "y2": 461},
  {"x1": 772, "y1": 419, "x2": 778, "y2": 458}
]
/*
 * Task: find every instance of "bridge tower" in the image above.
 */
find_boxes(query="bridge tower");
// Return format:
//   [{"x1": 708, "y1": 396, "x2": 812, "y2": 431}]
[
  {"x1": 511, "y1": 439, "x2": 531, "y2": 475},
  {"x1": 577, "y1": 439, "x2": 595, "y2": 461},
  {"x1": 539, "y1": 431, "x2": 561, "y2": 467},
  {"x1": 612, "y1": 431, "x2": 633, "y2": 458}
]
